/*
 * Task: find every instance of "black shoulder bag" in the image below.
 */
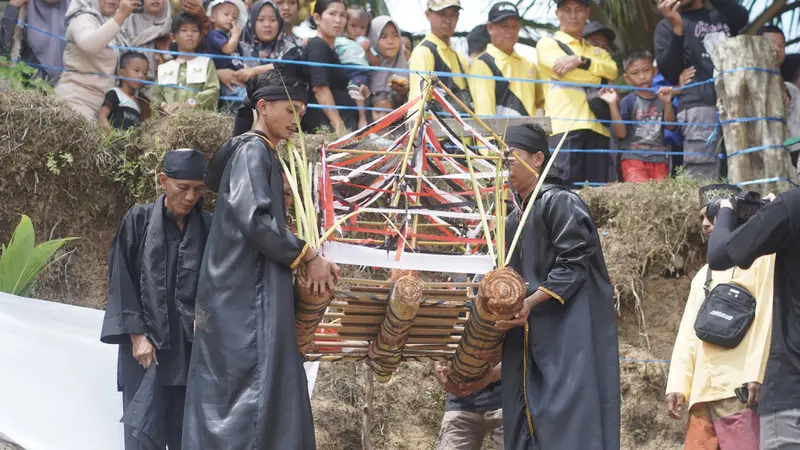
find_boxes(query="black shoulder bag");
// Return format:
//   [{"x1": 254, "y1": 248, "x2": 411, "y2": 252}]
[
  {"x1": 553, "y1": 39, "x2": 611, "y2": 122},
  {"x1": 693, "y1": 267, "x2": 756, "y2": 348}
]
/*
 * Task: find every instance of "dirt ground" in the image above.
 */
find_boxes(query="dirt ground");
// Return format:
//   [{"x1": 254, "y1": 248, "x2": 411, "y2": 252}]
[{"x1": 0, "y1": 92, "x2": 702, "y2": 449}]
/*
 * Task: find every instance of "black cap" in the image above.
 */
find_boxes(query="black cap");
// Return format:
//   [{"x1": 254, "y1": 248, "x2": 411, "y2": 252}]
[
  {"x1": 583, "y1": 21, "x2": 616, "y2": 43},
  {"x1": 698, "y1": 184, "x2": 741, "y2": 209},
  {"x1": 555, "y1": 0, "x2": 589, "y2": 7},
  {"x1": 488, "y1": 2, "x2": 520, "y2": 23},
  {"x1": 163, "y1": 149, "x2": 207, "y2": 182}
]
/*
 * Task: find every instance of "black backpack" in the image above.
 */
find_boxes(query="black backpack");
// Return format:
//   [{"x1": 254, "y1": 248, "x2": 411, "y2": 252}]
[{"x1": 693, "y1": 267, "x2": 756, "y2": 349}]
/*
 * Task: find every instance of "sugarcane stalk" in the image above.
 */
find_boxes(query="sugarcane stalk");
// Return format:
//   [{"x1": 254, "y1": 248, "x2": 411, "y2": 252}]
[
  {"x1": 366, "y1": 274, "x2": 425, "y2": 382},
  {"x1": 448, "y1": 266, "x2": 526, "y2": 384}
]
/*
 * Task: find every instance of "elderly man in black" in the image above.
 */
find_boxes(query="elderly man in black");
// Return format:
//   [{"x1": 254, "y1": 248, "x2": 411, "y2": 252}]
[{"x1": 100, "y1": 149, "x2": 212, "y2": 450}]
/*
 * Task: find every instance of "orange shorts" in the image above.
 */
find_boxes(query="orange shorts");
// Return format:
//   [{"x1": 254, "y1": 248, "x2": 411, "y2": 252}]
[{"x1": 621, "y1": 159, "x2": 669, "y2": 182}]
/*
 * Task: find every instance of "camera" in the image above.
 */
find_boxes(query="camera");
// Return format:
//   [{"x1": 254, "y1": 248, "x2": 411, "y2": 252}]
[{"x1": 707, "y1": 191, "x2": 769, "y2": 226}]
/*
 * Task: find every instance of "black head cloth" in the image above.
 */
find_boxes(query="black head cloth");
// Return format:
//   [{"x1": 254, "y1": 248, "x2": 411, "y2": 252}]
[
  {"x1": 162, "y1": 149, "x2": 206, "y2": 181},
  {"x1": 232, "y1": 80, "x2": 309, "y2": 137},
  {"x1": 505, "y1": 124, "x2": 550, "y2": 158}
]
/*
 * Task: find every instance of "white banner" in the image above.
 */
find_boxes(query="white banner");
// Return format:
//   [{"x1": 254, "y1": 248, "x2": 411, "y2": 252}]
[
  {"x1": 0, "y1": 293, "x2": 319, "y2": 450},
  {"x1": 321, "y1": 241, "x2": 494, "y2": 274}
]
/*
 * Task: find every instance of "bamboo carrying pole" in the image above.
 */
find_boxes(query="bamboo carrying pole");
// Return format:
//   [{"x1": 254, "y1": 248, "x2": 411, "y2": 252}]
[
  {"x1": 362, "y1": 365, "x2": 374, "y2": 450},
  {"x1": 294, "y1": 263, "x2": 336, "y2": 354},
  {"x1": 366, "y1": 275, "x2": 425, "y2": 382},
  {"x1": 449, "y1": 266, "x2": 526, "y2": 384}
]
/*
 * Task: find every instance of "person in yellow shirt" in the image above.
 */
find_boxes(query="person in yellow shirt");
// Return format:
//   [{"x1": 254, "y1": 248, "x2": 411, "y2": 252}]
[
  {"x1": 468, "y1": 2, "x2": 543, "y2": 118},
  {"x1": 665, "y1": 184, "x2": 774, "y2": 449},
  {"x1": 537, "y1": 0, "x2": 618, "y2": 185},
  {"x1": 407, "y1": 0, "x2": 471, "y2": 113}
]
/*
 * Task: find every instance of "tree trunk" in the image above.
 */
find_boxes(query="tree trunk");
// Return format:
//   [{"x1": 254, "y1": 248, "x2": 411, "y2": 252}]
[{"x1": 713, "y1": 35, "x2": 795, "y2": 192}]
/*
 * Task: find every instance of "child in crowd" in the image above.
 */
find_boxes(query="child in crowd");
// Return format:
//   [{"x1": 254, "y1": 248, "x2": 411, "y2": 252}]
[
  {"x1": 334, "y1": 4, "x2": 372, "y2": 128},
  {"x1": 600, "y1": 50, "x2": 675, "y2": 183},
  {"x1": 205, "y1": 0, "x2": 248, "y2": 105},
  {"x1": 98, "y1": 52, "x2": 150, "y2": 133},
  {"x1": 368, "y1": 91, "x2": 403, "y2": 140},
  {"x1": 151, "y1": 13, "x2": 221, "y2": 115}
]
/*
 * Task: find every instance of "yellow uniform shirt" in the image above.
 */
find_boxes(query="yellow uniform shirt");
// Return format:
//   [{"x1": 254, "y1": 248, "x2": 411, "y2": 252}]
[
  {"x1": 536, "y1": 31, "x2": 618, "y2": 137},
  {"x1": 468, "y1": 44, "x2": 544, "y2": 117},
  {"x1": 408, "y1": 33, "x2": 469, "y2": 105},
  {"x1": 666, "y1": 257, "x2": 775, "y2": 409}
]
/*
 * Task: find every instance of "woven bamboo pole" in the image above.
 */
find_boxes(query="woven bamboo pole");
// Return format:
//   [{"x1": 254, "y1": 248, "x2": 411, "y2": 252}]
[
  {"x1": 366, "y1": 275, "x2": 425, "y2": 382},
  {"x1": 295, "y1": 263, "x2": 337, "y2": 354},
  {"x1": 449, "y1": 266, "x2": 526, "y2": 384}
]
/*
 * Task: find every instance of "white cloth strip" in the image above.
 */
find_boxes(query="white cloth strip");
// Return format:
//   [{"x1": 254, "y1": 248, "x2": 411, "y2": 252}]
[
  {"x1": 332, "y1": 205, "x2": 492, "y2": 221},
  {"x1": 321, "y1": 241, "x2": 494, "y2": 274}
]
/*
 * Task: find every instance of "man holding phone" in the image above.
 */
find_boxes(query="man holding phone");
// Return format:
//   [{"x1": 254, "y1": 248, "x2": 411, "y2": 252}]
[{"x1": 664, "y1": 184, "x2": 775, "y2": 449}]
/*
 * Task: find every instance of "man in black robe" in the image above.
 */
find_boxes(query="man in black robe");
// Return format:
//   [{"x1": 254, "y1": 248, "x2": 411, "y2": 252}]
[
  {"x1": 100, "y1": 149, "x2": 212, "y2": 450},
  {"x1": 436, "y1": 124, "x2": 620, "y2": 450},
  {"x1": 182, "y1": 69, "x2": 339, "y2": 450}
]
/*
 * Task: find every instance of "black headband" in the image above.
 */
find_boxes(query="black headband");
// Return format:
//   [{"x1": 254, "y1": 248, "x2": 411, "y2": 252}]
[
  {"x1": 505, "y1": 125, "x2": 550, "y2": 157},
  {"x1": 233, "y1": 84, "x2": 308, "y2": 136},
  {"x1": 243, "y1": 85, "x2": 309, "y2": 108}
]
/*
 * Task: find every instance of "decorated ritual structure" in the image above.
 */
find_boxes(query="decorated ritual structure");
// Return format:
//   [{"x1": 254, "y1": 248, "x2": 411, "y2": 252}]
[{"x1": 283, "y1": 75, "x2": 559, "y2": 386}]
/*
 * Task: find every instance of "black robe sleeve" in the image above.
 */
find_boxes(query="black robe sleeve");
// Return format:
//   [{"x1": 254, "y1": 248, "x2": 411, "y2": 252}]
[
  {"x1": 538, "y1": 191, "x2": 595, "y2": 304},
  {"x1": 227, "y1": 139, "x2": 308, "y2": 267},
  {"x1": 708, "y1": 196, "x2": 794, "y2": 271},
  {"x1": 101, "y1": 206, "x2": 149, "y2": 344}
]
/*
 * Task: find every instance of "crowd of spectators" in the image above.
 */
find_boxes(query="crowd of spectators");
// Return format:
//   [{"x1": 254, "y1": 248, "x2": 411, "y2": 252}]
[{"x1": 0, "y1": 0, "x2": 798, "y2": 185}]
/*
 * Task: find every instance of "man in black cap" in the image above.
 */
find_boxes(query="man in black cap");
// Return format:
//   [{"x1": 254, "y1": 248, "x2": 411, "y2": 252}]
[
  {"x1": 436, "y1": 124, "x2": 620, "y2": 450},
  {"x1": 100, "y1": 148, "x2": 212, "y2": 450},
  {"x1": 468, "y1": 1, "x2": 544, "y2": 118}
]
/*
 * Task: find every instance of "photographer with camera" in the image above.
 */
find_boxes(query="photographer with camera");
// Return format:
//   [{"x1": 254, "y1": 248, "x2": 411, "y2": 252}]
[
  {"x1": 666, "y1": 184, "x2": 775, "y2": 449},
  {"x1": 708, "y1": 186, "x2": 800, "y2": 449}
]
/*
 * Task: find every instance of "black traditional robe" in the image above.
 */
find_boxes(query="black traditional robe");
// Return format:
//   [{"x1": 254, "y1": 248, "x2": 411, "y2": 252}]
[
  {"x1": 182, "y1": 131, "x2": 314, "y2": 450},
  {"x1": 502, "y1": 178, "x2": 620, "y2": 450},
  {"x1": 100, "y1": 197, "x2": 212, "y2": 449}
]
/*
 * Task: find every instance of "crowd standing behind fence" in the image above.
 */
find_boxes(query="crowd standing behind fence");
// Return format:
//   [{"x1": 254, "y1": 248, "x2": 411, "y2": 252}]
[{"x1": 0, "y1": 0, "x2": 797, "y2": 188}]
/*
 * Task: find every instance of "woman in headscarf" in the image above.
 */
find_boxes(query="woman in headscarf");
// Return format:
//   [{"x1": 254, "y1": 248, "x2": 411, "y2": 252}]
[
  {"x1": 236, "y1": 0, "x2": 300, "y2": 83},
  {"x1": 122, "y1": 0, "x2": 172, "y2": 82},
  {"x1": 54, "y1": 0, "x2": 138, "y2": 120},
  {"x1": 0, "y1": 0, "x2": 70, "y2": 84},
  {"x1": 367, "y1": 16, "x2": 409, "y2": 100}
]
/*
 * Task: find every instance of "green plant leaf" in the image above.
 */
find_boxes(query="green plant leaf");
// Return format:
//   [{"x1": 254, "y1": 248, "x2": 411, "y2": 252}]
[
  {"x1": 0, "y1": 215, "x2": 37, "y2": 295},
  {"x1": 0, "y1": 215, "x2": 78, "y2": 296},
  {"x1": 14, "y1": 237, "x2": 78, "y2": 297}
]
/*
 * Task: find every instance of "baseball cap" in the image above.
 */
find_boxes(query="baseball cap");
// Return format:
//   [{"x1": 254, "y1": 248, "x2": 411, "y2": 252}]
[
  {"x1": 582, "y1": 21, "x2": 616, "y2": 43},
  {"x1": 427, "y1": 0, "x2": 462, "y2": 12},
  {"x1": 206, "y1": 0, "x2": 249, "y2": 31},
  {"x1": 489, "y1": 2, "x2": 521, "y2": 23}
]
